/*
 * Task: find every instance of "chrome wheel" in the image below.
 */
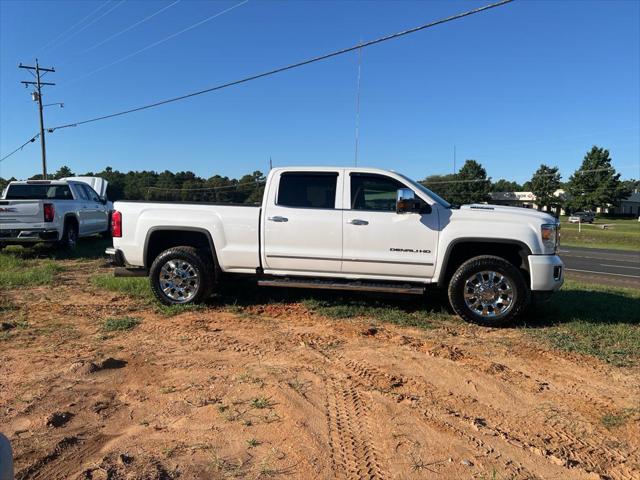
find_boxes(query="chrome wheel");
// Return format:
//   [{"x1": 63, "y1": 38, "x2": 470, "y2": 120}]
[
  {"x1": 159, "y1": 260, "x2": 200, "y2": 303},
  {"x1": 463, "y1": 270, "x2": 514, "y2": 318}
]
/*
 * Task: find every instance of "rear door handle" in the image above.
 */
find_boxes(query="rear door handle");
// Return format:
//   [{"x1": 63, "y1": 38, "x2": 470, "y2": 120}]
[
  {"x1": 268, "y1": 216, "x2": 288, "y2": 222},
  {"x1": 348, "y1": 219, "x2": 369, "y2": 225}
]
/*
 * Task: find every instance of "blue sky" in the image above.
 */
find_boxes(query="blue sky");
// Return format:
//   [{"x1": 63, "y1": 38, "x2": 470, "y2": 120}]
[{"x1": 1, "y1": 0, "x2": 639, "y2": 184}]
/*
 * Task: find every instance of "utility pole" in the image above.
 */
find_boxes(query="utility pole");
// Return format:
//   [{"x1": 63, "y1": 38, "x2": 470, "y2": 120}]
[
  {"x1": 354, "y1": 39, "x2": 363, "y2": 167},
  {"x1": 453, "y1": 145, "x2": 457, "y2": 173},
  {"x1": 19, "y1": 59, "x2": 56, "y2": 179}
]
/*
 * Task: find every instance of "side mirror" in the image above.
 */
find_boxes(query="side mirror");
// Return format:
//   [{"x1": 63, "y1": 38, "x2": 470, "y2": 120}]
[
  {"x1": 99, "y1": 196, "x2": 107, "y2": 205},
  {"x1": 396, "y1": 188, "x2": 431, "y2": 214}
]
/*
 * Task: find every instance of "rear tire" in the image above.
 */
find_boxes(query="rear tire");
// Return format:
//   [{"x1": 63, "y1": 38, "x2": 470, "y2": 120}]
[
  {"x1": 58, "y1": 220, "x2": 78, "y2": 251},
  {"x1": 447, "y1": 255, "x2": 529, "y2": 327},
  {"x1": 149, "y1": 246, "x2": 214, "y2": 306}
]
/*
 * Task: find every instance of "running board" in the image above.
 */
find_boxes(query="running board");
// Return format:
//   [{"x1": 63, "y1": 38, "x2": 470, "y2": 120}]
[{"x1": 257, "y1": 278, "x2": 425, "y2": 295}]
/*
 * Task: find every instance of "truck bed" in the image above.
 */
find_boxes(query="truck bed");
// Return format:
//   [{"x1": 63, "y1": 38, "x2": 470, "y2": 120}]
[{"x1": 112, "y1": 201, "x2": 261, "y2": 272}]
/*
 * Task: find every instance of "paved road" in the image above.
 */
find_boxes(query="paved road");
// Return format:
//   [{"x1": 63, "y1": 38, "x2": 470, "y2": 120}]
[{"x1": 559, "y1": 246, "x2": 640, "y2": 289}]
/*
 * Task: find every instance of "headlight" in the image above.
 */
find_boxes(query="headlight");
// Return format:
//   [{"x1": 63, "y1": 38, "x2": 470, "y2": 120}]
[{"x1": 541, "y1": 223, "x2": 559, "y2": 253}]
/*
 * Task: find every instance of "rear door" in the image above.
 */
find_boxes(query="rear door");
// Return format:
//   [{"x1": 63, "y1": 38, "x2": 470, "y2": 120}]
[
  {"x1": 71, "y1": 183, "x2": 93, "y2": 234},
  {"x1": 342, "y1": 172, "x2": 439, "y2": 279},
  {"x1": 262, "y1": 171, "x2": 343, "y2": 273},
  {"x1": 81, "y1": 184, "x2": 108, "y2": 233}
]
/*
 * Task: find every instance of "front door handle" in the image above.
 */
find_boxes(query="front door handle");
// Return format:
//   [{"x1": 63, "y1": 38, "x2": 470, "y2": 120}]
[
  {"x1": 268, "y1": 216, "x2": 288, "y2": 222},
  {"x1": 348, "y1": 219, "x2": 369, "y2": 226}
]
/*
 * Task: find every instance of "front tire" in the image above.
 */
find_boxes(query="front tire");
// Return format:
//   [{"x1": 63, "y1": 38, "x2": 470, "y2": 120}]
[
  {"x1": 447, "y1": 255, "x2": 529, "y2": 327},
  {"x1": 149, "y1": 246, "x2": 214, "y2": 305}
]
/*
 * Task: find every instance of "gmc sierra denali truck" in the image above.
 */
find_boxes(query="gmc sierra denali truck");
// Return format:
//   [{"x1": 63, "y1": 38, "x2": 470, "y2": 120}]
[
  {"x1": 1, "y1": 177, "x2": 111, "y2": 250},
  {"x1": 106, "y1": 167, "x2": 564, "y2": 326}
]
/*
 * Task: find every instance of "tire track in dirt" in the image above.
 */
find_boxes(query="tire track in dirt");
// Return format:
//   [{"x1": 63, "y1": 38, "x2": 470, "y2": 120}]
[
  {"x1": 16, "y1": 433, "x2": 111, "y2": 480},
  {"x1": 334, "y1": 354, "x2": 639, "y2": 480},
  {"x1": 325, "y1": 377, "x2": 387, "y2": 480}
]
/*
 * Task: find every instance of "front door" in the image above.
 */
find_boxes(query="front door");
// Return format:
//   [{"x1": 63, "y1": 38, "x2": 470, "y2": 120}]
[
  {"x1": 342, "y1": 173, "x2": 439, "y2": 279},
  {"x1": 263, "y1": 171, "x2": 343, "y2": 273}
]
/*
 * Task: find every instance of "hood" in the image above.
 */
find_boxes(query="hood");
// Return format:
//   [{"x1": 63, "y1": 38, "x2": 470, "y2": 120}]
[
  {"x1": 62, "y1": 176, "x2": 109, "y2": 198},
  {"x1": 457, "y1": 204, "x2": 557, "y2": 223}
]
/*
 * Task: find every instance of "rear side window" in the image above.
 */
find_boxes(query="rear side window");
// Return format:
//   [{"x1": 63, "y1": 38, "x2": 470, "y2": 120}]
[
  {"x1": 350, "y1": 174, "x2": 404, "y2": 211},
  {"x1": 75, "y1": 185, "x2": 88, "y2": 200},
  {"x1": 5, "y1": 184, "x2": 73, "y2": 200},
  {"x1": 277, "y1": 172, "x2": 338, "y2": 209},
  {"x1": 82, "y1": 184, "x2": 100, "y2": 202}
]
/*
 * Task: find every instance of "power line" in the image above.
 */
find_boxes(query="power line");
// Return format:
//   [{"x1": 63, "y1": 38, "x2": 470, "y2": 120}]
[
  {"x1": 69, "y1": 0, "x2": 182, "y2": 60},
  {"x1": 0, "y1": 134, "x2": 40, "y2": 163},
  {"x1": 45, "y1": 0, "x2": 127, "y2": 56},
  {"x1": 49, "y1": 0, "x2": 513, "y2": 132},
  {"x1": 34, "y1": 1, "x2": 111, "y2": 56},
  {"x1": 60, "y1": 0, "x2": 248, "y2": 88}
]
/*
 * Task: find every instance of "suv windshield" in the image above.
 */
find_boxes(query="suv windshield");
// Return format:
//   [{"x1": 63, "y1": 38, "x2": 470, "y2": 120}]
[
  {"x1": 5, "y1": 184, "x2": 73, "y2": 200},
  {"x1": 395, "y1": 173, "x2": 451, "y2": 208}
]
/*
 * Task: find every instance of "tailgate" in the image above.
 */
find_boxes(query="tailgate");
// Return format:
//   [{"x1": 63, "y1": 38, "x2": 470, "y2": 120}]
[{"x1": 0, "y1": 200, "x2": 44, "y2": 225}]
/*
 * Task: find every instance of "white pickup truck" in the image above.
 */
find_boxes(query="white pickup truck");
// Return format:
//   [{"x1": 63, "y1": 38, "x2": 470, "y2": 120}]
[
  {"x1": 107, "y1": 167, "x2": 564, "y2": 326},
  {"x1": 0, "y1": 177, "x2": 111, "y2": 250}
]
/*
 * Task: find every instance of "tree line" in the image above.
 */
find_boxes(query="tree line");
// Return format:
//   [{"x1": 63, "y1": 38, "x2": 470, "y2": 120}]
[
  {"x1": 422, "y1": 146, "x2": 635, "y2": 213},
  {"x1": 1, "y1": 145, "x2": 636, "y2": 213}
]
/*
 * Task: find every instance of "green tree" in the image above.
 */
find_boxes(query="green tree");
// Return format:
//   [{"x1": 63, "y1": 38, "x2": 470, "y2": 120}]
[
  {"x1": 0, "y1": 177, "x2": 15, "y2": 194},
  {"x1": 566, "y1": 146, "x2": 630, "y2": 211},
  {"x1": 529, "y1": 164, "x2": 561, "y2": 212},
  {"x1": 421, "y1": 173, "x2": 457, "y2": 201},
  {"x1": 448, "y1": 159, "x2": 491, "y2": 205},
  {"x1": 52, "y1": 165, "x2": 75, "y2": 179},
  {"x1": 492, "y1": 179, "x2": 523, "y2": 192}
]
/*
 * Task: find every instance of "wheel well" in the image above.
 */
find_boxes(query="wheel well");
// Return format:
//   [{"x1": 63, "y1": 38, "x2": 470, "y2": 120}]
[
  {"x1": 64, "y1": 214, "x2": 78, "y2": 228},
  {"x1": 144, "y1": 229, "x2": 214, "y2": 269},
  {"x1": 439, "y1": 241, "x2": 530, "y2": 287}
]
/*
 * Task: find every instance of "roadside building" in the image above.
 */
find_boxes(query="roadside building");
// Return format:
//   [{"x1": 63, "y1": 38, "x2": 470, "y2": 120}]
[
  {"x1": 601, "y1": 191, "x2": 640, "y2": 216},
  {"x1": 490, "y1": 189, "x2": 640, "y2": 217},
  {"x1": 489, "y1": 189, "x2": 566, "y2": 214}
]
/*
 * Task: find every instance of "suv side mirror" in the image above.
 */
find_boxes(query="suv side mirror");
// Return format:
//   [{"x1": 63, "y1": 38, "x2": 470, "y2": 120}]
[
  {"x1": 396, "y1": 188, "x2": 431, "y2": 214},
  {"x1": 99, "y1": 196, "x2": 107, "y2": 204}
]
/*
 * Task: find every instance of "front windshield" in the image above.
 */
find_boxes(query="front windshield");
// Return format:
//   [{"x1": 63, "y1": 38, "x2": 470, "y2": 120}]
[{"x1": 396, "y1": 172, "x2": 452, "y2": 208}]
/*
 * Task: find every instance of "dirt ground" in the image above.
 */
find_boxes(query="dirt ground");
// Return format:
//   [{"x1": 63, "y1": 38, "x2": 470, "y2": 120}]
[{"x1": 1, "y1": 258, "x2": 639, "y2": 480}]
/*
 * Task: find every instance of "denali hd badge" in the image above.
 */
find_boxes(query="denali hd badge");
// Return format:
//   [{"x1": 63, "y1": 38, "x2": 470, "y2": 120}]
[{"x1": 390, "y1": 248, "x2": 431, "y2": 254}]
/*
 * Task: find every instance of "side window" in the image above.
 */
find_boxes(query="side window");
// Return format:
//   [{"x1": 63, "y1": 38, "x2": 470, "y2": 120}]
[
  {"x1": 75, "y1": 184, "x2": 88, "y2": 200},
  {"x1": 350, "y1": 174, "x2": 404, "y2": 211},
  {"x1": 83, "y1": 185, "x2": 100, "y2": 202},
  {"x1": 277, "y1": 173, "x2": 338, "y2": 209}
]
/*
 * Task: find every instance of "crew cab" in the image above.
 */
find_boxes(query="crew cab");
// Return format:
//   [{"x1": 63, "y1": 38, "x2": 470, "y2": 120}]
[
  {"x1": 0, "y1": 177, "x2": 111, "y2": 250},
  {"x1": 107, "y1": 167, "x2": 564, "y2": 326}
]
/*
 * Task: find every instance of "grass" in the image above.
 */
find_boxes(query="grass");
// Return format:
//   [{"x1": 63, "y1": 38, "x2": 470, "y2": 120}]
[
  {"x1": 90, "y1": 273, "x2": 206, "y2": 316},
  {"x1": 250, "y1": 397, "x2": 272, "y2": 409},
  {"x1": 91, "y1": 274, "x2": 151, "y2": 300},
  {"x1": 103, "y1": 316, "x2": 140, "y2": 332},
  {"x1": 301, "y1": 296, "x2": 452, "y2": 328},
  {"x1": 1, "y1": 237, "x2": 112, "y2": 260},
  {"x1": 0, "y1": 252, "x2": 63, "y2": 287},
  {"x1": 600, "y1": 408, "x2": 638, "y2": 429},
  {"x1": 246, "y1": 438, "x2": 261, "y2": 448},
  {"x1": 527, "y1": 279, "x2": 640, "y2": 366},
  {"x1": 559, "y1": 216, "x2": 640, "y2": 251}
]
